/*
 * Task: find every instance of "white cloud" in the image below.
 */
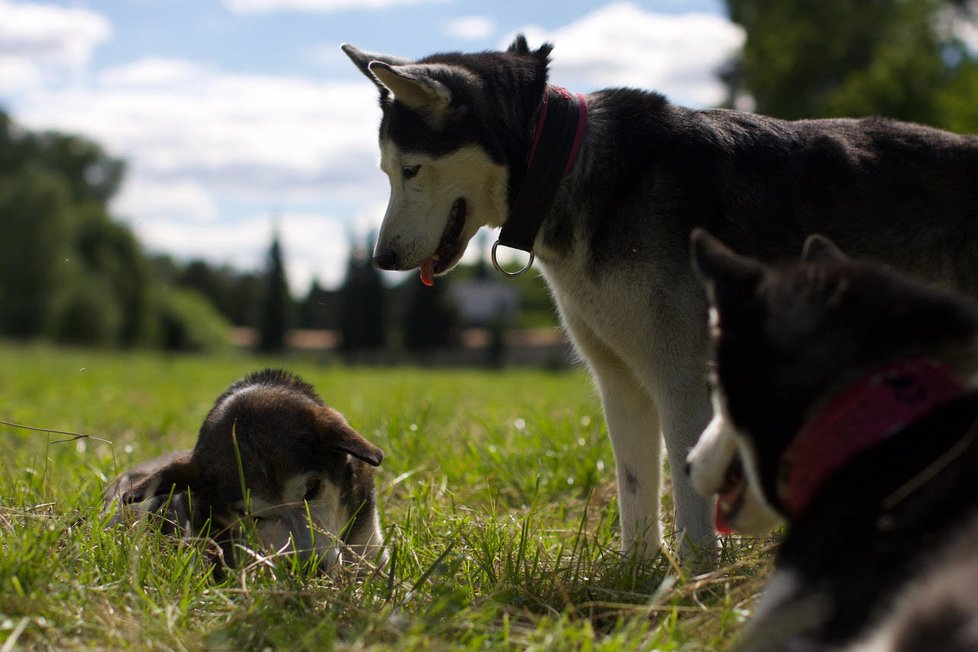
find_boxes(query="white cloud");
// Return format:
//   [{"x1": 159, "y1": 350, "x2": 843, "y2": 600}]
[
  {"x1": 136, "y1": 211, "x2": 357, "y2": 293},
  {"x1": 113, "y1": 178, "x2": 219, "y2": 224},
  {"x1": 12, "y1": 52, "x2": 393, "y2": 291},
  {"x1": 512, "y1": 2, "x2": 744, "y2": 107},
  {"x1": 99, "y1": 57, "x2": 209, "y2": 88},
  {"x1": 0, "y1": 55, "x2": 41, "y2": 92},
  {"x1": 444, "y1": 16, "x2": 496, "y2": 40},
  {"x1": 0, "y1": 0, "x2": 111, "y2": 72},
  {"x1": 17, "y1": 58, "x2": 386, "y2": 204},
  {"x1": 223, "y1": 0, "x2": 443, "y2": 14}
]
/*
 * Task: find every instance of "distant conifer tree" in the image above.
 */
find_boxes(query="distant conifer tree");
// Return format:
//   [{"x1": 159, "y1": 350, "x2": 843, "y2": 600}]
[
  {"x1": 256, "y1": 232, "x2": 292, "y2": 353},
  {"x1": 338, "y1": 233, "x2": 387, "y2": 355}
]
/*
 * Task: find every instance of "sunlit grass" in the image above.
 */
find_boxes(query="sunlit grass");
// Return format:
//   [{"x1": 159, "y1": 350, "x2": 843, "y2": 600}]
[{"x1": 0, "y1": 342, "x2": 773, "y2": 649}]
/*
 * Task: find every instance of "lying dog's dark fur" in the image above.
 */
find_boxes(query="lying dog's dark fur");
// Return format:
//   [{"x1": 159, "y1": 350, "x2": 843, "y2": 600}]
[
  {"x1": 691, "y1": 231, "x2": 978, "y2": 650},
  {"x1": 106, "y1": 369, "x2": 386, "y2": 572}
]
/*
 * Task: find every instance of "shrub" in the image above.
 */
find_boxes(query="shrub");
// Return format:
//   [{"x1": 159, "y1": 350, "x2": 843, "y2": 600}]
[{"x1": 158, "y1": 288, "x2": 231, "y2": 353}]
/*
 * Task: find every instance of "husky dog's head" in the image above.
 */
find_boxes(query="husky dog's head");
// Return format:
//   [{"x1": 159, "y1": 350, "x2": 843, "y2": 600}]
[
  {"x1": 114, "y1": 369, "x2": 385, "y2": 570},
  {"x1": 343, "y1": 37, "x2": 551, "y2": 282},
  {"x1": 687, "y1": 230, "x2": 978, "y2": 528}
]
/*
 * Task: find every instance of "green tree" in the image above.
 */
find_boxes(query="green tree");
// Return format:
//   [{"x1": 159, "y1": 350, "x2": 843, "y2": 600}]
[
  {"x1": 338, "y1": 239, "x2": 387, "y2": 356},
  {"x1": 0, "y1": 169, "x2": 71, "y2": 338},
  {"x1": 299, "y1": 279, "x2": 338, "y2": 330},
  {"x1": 227, "y1": 272, "x2": 263, "y2": 327},
  {"x1": 256, "y1": 233, "x2": 292, "y2": 354},
  {"x1": 724, "y1": 0, "x2": 978, "y2": 128},
  {"x1": 20, "y1": 131, "x2": 125, "y2": 206},
  {"x1": 403, "y1": 279, "x2": 459, "y2": 355},
  {"x1": 72, "y1": 204, "x2": 159, "y2": 347}
]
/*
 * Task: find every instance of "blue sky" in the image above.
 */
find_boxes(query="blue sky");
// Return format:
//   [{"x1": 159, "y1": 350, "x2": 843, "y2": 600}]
[{"x1": 1, "y1": 0, "x2": 742, "y2": 293}]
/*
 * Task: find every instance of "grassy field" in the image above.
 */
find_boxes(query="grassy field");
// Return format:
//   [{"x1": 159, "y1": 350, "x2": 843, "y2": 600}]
[{"x1": 0, "y1": 343, "x2": 775, "y2": 650}]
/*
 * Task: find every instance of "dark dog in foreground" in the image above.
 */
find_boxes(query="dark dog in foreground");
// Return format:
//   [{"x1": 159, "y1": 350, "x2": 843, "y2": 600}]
[
  {"x1": 105, "y1": 369, "x2": 386, "y2": 571},
  {"x1": 690, "y1": 231, "x2": 978, "y2": 650},
  {"x1": 343, "y1": 35, "x2": 978, "y2": 564}
]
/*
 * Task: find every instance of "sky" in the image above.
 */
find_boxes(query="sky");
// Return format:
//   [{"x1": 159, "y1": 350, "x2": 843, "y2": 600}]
[{"x1": 0, "y1": 0, "x2": 744, "y2": 294}]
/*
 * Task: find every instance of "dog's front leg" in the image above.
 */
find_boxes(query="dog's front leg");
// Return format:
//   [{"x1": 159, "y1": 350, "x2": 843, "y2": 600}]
[
  {"x1": 563, "y1": 313, "x2": 663, "y2": 560},
  {"x1": 600, "y1": 371, "x2": 663, "y2": 559},
  {"x1": 657, "y1": 381, "x2": 718, "y2": 568}
]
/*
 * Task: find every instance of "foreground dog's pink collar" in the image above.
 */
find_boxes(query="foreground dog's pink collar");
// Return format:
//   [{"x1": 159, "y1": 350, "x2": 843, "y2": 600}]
[
  {"x1": 778, "y1": 358, "x2": 965, "y2": 518},
  {"x1": 527, "y1": 85, "x2": 588, "y2": 175},
  {"x1": 492, "y1": 84, "x2": 588, "y2": 275}
]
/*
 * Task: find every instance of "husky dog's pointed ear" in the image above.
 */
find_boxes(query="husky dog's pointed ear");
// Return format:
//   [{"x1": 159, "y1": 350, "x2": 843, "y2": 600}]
[
  {"x1": 367, "y1": 62, "x2": 452, "y2": 116},
  {"x1": 507, "y1": 34, "x2": 531, "y2": 55},
  {"x1": 120, "y1": 452, "x2": 198, "y2": 504},
  {"x1": 690, "y1": 228, "x2": 766, "y2": 305},
  {"x1": 315, "y1": 407, "x2": 384, "y2": 467},
  {"x1": 801, "y1": 234, "x2": 848, "y2": 263},
  {"x1": 507, "y1": 34, "x2": 553, "y2": 69},
  {"x1": 341, "y1": 43, "x2": 411, "y2": 94}
]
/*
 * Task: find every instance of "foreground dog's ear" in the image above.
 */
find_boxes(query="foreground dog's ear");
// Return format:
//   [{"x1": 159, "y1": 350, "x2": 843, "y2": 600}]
[
  {"x1": 315, "y1": 408, "x2": 384, "y2": 467},
  {"x1": 690, "y1": 228, "x2": 766, "y2": 302},
  {"x1": 340, "y1": 44, "x2": 411, "y2": 94},
  {"x1": 506, "y1": 34, "x2": 554, "y2": 64},
  {"x1": 801, "y1": 234, "x2": 849, "y2": 263},
  {"x1": 367, "y1": 62, "x2": 452, "y2": 116},
  {"x1": 120, "y1": 452, "x2": 198, "y2": 504}
]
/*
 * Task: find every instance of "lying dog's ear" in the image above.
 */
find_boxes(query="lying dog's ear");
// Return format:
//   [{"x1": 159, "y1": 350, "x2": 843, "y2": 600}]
[
  {"x1": 367, "y1": 62, "x2": 453, "y2": 117},
  {"x1": 119, "y1": 451, "x2": 198, "y2": 504},
  {"x1": 315, "y1": 408, "x2": 384, "y2": 467},
  {"x1": 690, "y1": 228, "x2": 765, "y2": 304},
  {"x1": 801, "y1": 234, "x2": 848, "y2": 263},
  {"x1": 340, "y1": 44, "x2": 411, "y2": 95}
]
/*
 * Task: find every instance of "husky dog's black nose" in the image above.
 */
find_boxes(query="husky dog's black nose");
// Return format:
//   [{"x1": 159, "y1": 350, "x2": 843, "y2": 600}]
[{"x1": 373, "y1": 249, "x2": 398, "y2": 270}]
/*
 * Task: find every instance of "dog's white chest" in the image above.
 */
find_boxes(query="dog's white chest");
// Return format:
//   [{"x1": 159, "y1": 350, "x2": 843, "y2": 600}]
[{"x1": 540, "y1": 260, "x2": 656, "y2": 365}]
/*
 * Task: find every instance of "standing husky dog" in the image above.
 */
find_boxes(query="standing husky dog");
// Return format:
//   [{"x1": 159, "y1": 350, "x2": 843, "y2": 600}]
[
  {"x1": 690, "y1": 231, "x2": 978, "y2": 650},
  {"x1": 343, "y1": 35, "x2": 978, "y2": 561},
  {"x1": 106, "y1": 369, "x2": 386, "y2": 571}
]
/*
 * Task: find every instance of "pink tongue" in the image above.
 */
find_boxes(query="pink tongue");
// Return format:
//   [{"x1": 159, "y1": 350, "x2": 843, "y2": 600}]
[
  {"x1": 419, "y1": 258, "x2": 435, "y2": 287},
  {"x1": 714, "y1": 499, "x2": 733, "y2": 535}
]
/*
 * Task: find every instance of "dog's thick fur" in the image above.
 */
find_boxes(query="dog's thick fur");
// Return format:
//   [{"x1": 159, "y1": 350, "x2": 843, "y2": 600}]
[
  {"x1": 691, "y1": 231, "x2": 978, "y2": 650},
  {"x1": 343, "y1": 35, "x2": 978, "y2": 560},
  {"x1": 106, "y1": 369, "x2": 386, "y2": 571}
]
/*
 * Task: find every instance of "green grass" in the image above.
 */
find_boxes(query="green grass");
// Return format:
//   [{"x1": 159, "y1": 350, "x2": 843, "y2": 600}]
[{"x1": 0, "y1": 342, "x2": 775, "y2": 650}]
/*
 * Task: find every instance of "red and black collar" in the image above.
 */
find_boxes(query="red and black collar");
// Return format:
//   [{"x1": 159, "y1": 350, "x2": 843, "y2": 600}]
[
  {"x1": 777, "y1": 358, "x2": 969, "y2": 518},
  {"x1": 493, "y1": 85, "x2": 587, "y2": 271}
]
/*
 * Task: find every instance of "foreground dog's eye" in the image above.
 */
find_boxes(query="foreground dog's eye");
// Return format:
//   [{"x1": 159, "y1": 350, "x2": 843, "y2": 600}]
[
  {"x1": 304, "y1": 478, "x2": 322, "y2": 501},
  {"x1": 401, "y1": 164, "x2": 420, "y2": 179}
]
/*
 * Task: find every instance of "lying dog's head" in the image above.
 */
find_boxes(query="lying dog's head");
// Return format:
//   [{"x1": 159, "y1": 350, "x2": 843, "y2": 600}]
[
  {"x1": 342, "y1": 37, "x2": 550, "y2": 283},
  {"x1": 108, "y1": 369, "x2": 385, "y2": 570},
  {"x1": 687, "y1": 230, "x2": 978, "y2": 529}
]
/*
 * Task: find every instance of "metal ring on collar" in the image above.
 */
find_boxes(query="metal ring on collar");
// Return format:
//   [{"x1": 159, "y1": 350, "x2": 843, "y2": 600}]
[{"x1": 491, "y1": 240, "x2": 535, "y2": 276}]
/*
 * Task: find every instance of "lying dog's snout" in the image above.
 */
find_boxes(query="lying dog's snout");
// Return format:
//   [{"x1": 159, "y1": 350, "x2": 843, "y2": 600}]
[{"x1": 373, "y1": 248, "x2": 398, "y2": 270}]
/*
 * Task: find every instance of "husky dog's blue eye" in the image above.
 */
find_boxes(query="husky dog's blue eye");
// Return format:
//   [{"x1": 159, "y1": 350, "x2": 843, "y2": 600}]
[{"x1": 402, "y1": 165, "x2": 420, "y2": 179}]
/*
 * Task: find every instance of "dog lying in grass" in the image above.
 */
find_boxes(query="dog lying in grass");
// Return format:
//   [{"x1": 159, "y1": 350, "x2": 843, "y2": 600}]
[
  {"x1": 105, "y1": 369, "x2": 387, "y2": 572},
  {"x1": 689, "y1": 231, "x2": 978, "y2": 650}
]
